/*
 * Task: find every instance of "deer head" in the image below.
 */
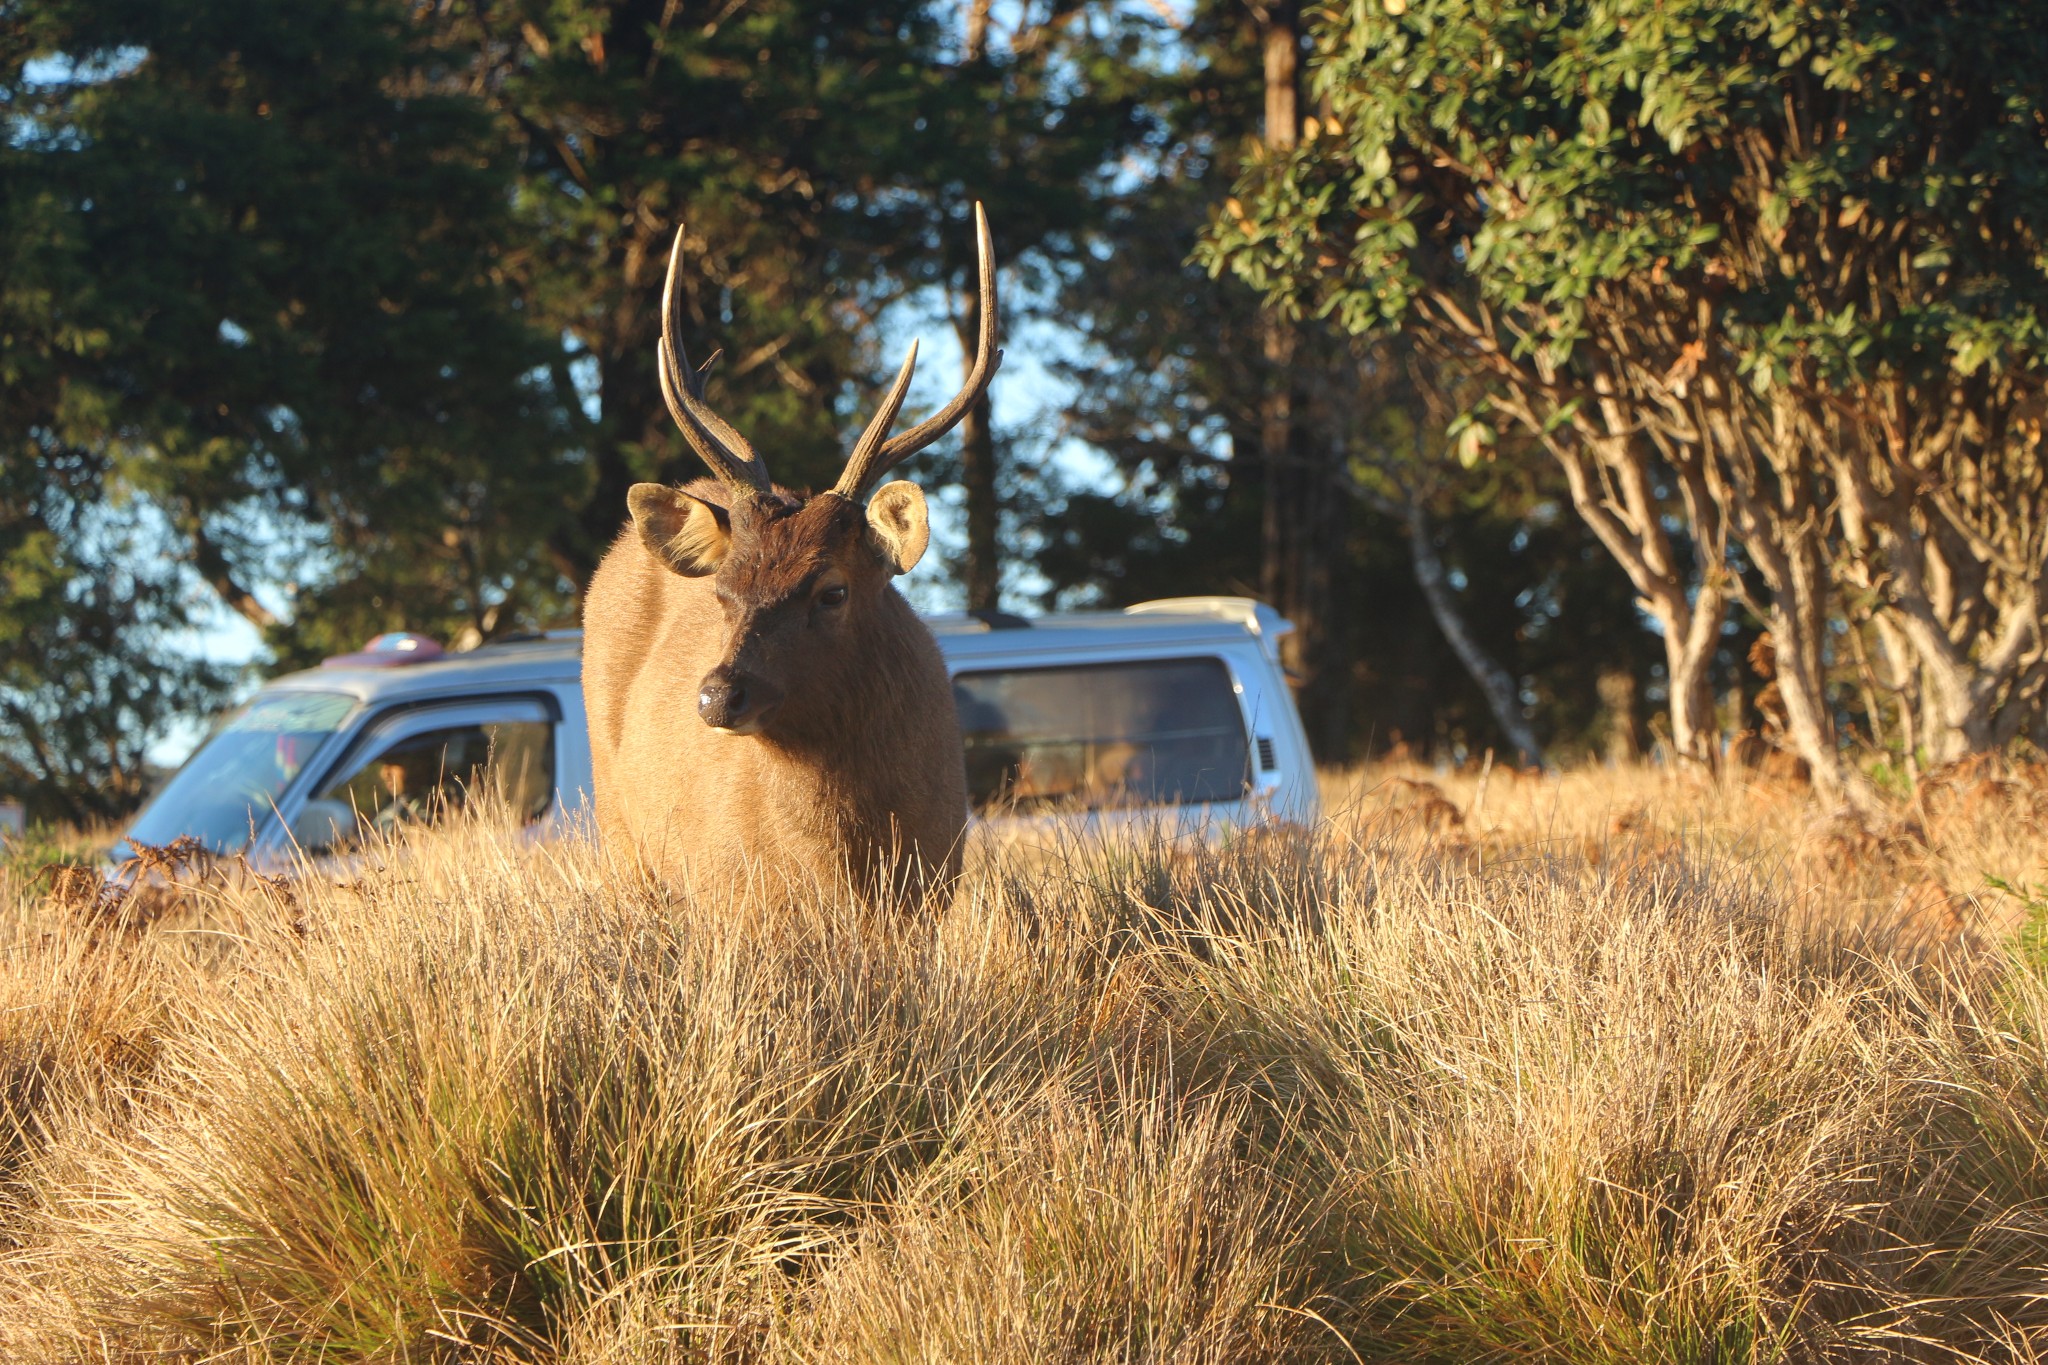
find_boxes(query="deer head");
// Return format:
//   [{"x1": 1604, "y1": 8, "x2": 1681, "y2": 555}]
[{"x1": 626, "y1": 205, "x2": 1000, "y2": 738}]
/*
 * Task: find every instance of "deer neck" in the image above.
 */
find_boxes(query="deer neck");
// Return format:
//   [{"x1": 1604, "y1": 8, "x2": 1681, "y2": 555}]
[{"x1": 753, "y1": 593, "x2": 938, "y2": 794}]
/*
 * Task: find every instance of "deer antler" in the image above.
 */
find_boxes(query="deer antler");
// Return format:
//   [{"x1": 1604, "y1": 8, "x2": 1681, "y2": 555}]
[
  {"x1": 657, "y1": 227, "x2": 774, "y2": 497},
  {"x1": 834, "y1": 202, "x2": 1002, "y2": 502}
]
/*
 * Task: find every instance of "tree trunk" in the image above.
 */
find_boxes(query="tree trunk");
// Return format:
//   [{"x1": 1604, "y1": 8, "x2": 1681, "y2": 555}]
[
  {"x1": 959, "y1": 0, "x2": 997, "y2": 614},
  {"x1": 1258, "y1": 321, "x2": 1295, "y2": 615},
  {"x1": 955, "y1": 285, "x2": 1000, "y2": 611},
  {"x1": 1297, "y1": 467, "x2": 1351, "y2": 756},
  {"x1": 1874, "y1": 580, "x2": 2043, "y2": 770},
  {"x1": 1546, "y1": 418, "x2": 1725, "y2": 767},
  {"x1": 1254, "y1": 1, "x2": 1358, "y2": 752},
  {"x1": 1256, "y1": 340, "x2": 1355, "y2": 757},
  {"x1": 1260, "y1": 1, "x2": 1299, "y2": 145},
  {"x1": 1656, "y1": 586, "x2": 1724, "y2": 768},
  {"x1": 1772, "y1": 619, "x2": 1841, "y2": 796},
  {"x1": 1826, "y1": 419, "x2": 2047, "y2": 777},
  {"x1": 959, "y1": 389, "x2": 1000, "y2": 611},
  {"x1": 1762, "y1": 531, "x2": 1848, "y2": 800},
  {"x1": 964, "y1": 0, "x2": 991, "y2": 61},
  {"x1": 187, "y1": 523, "x2": 281, "y2": 632},
  {"x1": 1486, "y1": 347, "x2": 1731, "y2": 768},
  {"x1": 1597, "y1": 669, "x2": 1647, "y2": 763},
  {"x1": 1403, "y1": 499, "x2": 1546, "y2": 768},
  {"x1": 1256, "y1": 0, "x2": 1299, "y2": 619}
]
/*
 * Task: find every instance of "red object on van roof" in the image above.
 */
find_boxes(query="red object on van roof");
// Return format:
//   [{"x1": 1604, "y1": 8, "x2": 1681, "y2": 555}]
[{"x1": 320, "y1": 632, "x2": 445, "y2": 669}]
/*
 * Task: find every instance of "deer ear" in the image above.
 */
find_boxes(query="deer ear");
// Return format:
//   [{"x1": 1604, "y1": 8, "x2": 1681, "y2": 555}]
[
  {"x1": 629, "y1": 483, "x2": 730, "y2": 577},
  {"x1": 864, "y1": 480, "x2": 929, "y2": 575}
]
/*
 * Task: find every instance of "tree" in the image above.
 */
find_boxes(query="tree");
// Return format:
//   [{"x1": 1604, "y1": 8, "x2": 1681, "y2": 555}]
[
  {"x1": 1204, "y1": 0, "x2": 2048, "y2": 790},
  {"x1": 6, "y1": 0, "x2": 570, "y2": 673},
  {"x1": 2, "y1": 0, "x2": 583, "y2": 815},
  {"x1": 1032, "y1": 0, "x2": 1372, "y2": 751},
  {"x1": 1038, "y1": 1, "x2": 1651, "y2": 763},
  {"x1": 0, "y1": 449, "x2": 236, "y2": 823},
  {"x1": 1246, "y1": 0, "x2": 1364, "y2": 750},
  {"x1": 3, "y1": 0, "x2": 1148, "y2": 813},
  {"x1": 1337, "y1": 350, "x2": 1548, "y2": 767},
  {"x1": 424, "y1": 0, "x2": 932, "y2": 592},
  {"x1": 430, "y1": 0, "x2": 1149, "y2": 608},
  {"x1": 935, "y1": 0, "x2": 1155, "y2": 610}
]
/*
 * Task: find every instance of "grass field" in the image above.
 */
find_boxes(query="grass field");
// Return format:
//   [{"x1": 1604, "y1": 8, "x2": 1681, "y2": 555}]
[{"x1": 2, "y1": 760, "x2": 2047, "y2": 1362}]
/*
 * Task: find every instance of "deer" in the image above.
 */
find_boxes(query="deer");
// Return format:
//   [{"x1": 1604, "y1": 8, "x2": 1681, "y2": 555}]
[{"x1": 581, "y1": 206, "x2": 999, "y2": 909}]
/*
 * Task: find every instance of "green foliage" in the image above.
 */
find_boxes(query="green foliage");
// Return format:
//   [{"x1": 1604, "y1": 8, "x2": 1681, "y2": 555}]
[
  {"x1": 1203, "y1": 0, "x2": 2048, "y2": 776},
  {"x1": 0, "y1": 448, "x2": 239, "y2": 822},
  {"x1": 0, "y1": 823, "x2": 104, "y2": 887},
  {"x1": 6, "y1": 0, "x2": 571, "y2": 672},
  {"x1": 1033, "y1": 0, "x2": 1668, "y2": 762},
  {"x1": 1207, "y1": 0, "x2": 2048, "y2": 384},
  {"x1": 1993, "y1": 873, "x2": 2048, "y2": 971},
  {"x1": 428, "y1": 0, "x2": 1152, "y2": 577},
  {"x1": 444, "y1": 0, "x2": 958, "y2": 541},
  {"x1": 1, "y1": 0, "x2": 1153, "y2": 814}
]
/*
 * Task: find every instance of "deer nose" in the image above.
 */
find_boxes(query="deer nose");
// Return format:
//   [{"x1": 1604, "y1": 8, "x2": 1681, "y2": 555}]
[{"x1": 698, "y1": 667, "x2": 781, "y2": 733}]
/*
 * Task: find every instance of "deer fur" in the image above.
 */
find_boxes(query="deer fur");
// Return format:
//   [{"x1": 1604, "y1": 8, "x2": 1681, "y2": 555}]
[{"x1": 583, "y1": 477, "x2": 967, "y2": 905}]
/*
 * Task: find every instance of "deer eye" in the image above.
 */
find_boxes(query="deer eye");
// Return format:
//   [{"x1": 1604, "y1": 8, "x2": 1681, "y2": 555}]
[{"x1": 817, "y1": 585, "x2": 849, "y2": 608}]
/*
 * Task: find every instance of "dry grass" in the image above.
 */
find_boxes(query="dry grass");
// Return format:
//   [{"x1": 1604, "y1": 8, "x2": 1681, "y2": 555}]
[
  {"x1": 1327, "y1": 756, "x2": 2048, "y2": 945},
  {"x1": 0, "y1": 761, "x2": 2044, "y2": 1362}
]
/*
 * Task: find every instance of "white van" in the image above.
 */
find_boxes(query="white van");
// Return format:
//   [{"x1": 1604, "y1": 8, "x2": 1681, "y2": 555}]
[{"x1": 116, "y1": 597, "x2": 1316, "y2": 866}]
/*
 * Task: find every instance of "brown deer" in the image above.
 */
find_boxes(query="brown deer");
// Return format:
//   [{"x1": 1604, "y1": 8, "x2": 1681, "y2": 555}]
[{"x1": 581, "y1": 207, "x2": 999, "y2": 908}]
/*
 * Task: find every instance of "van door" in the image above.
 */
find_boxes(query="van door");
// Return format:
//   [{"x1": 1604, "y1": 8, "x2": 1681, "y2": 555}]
[{"x1": 270, "y1": 698, "x2": 557, "y2": 856}]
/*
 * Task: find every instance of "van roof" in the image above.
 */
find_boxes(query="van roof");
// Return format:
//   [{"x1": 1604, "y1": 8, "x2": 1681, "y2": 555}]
[
  {"x1": 269, "y1": 632, "x2": 584, "y2": 704},
  {"x1": 927, "y1": 597, "x2": 1292, "y2": 663},
  {"x1": 270, "y1": 597, "x2": 1291, "y2": 703}
]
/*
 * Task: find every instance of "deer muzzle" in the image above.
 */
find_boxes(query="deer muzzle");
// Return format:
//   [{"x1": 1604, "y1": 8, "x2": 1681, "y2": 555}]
[{"x1": 697, "y1": 664, "x2": 783, "y2": 735}]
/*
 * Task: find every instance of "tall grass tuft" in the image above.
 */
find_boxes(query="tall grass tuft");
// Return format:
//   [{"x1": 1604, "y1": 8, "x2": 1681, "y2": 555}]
[{"x1": 0, "y1": 763, "x2": 2045, "y2": 1361}]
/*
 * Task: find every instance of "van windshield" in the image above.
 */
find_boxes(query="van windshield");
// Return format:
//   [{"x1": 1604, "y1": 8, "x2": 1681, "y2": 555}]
[
  {"x1": 122, "y1": 690, "x2": 357, "y2": 854},
  {"x1": 953, "y1": 658, "x2": 1251, "y2": 812}
]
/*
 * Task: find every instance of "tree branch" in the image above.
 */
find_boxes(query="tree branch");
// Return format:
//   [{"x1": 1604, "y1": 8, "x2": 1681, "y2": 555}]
[{"x1": 188, "y1": 526, "x2": 280, "y2": 631}]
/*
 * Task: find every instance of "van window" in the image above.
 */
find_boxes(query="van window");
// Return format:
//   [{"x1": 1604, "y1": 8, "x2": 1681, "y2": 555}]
[
  {"x1": 294, "y1": 718, "x2": 554, "y2": 852},
  {"x1": 953, "y1": 658, "x2": 1250, "y2": 812},
  {"x1": 123, "y1": 690, "x2": 357, "y2": 854}
]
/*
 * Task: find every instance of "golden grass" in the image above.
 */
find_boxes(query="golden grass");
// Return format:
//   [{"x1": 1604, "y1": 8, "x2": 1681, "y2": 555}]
[{"x1": 0, "y1": 761, "x2": 2044, "y2": 1362}]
